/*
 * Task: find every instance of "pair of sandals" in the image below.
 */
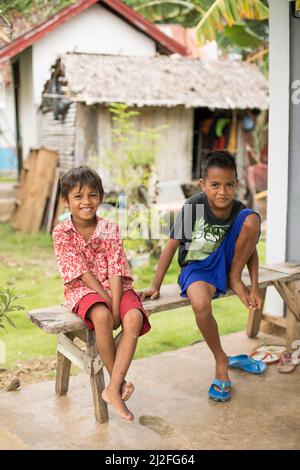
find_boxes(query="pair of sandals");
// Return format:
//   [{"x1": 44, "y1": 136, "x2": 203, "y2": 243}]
[
  {"x1": 208, "y1": 354, "x2": 267, "y2": 402},
  {"x1": 250, "y1": 342, "x2": 300, "y2": 373},
  {"x1": 250, "y1": 344, "x2": 286, "y2": 364}
]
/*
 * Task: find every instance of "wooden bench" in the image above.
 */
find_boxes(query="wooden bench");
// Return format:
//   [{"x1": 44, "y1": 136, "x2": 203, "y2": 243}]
[{"x1": 28, "y1": 262, "x2": 300, "y2": 423}]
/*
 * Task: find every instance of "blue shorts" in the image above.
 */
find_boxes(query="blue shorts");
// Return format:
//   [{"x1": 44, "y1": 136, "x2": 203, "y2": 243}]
[{"x1": 178, "y1": 209, "x2": 260, "y2": 299}]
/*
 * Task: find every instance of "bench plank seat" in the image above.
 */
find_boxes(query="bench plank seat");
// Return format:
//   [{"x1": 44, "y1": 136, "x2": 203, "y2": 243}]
[{"x1": 28, "y1": 265, "x2": 300, "y2": 334}]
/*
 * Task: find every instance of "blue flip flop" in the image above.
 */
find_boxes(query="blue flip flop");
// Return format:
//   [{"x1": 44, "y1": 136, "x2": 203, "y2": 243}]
[
  {"x1": 228, "y1": 355, "x2": 267, "y2": 374},
  {"x1": 208, "y1": 379, "x2": 232, "y2": 402}
]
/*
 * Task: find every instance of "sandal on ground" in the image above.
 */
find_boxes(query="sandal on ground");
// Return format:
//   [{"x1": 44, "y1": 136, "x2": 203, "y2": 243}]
[
  {"x1": 250, "y1": 351, "x2": 280, "y2": 364},
  {"x1": 208, "y1": 379, "x2": 231, "y2": 402},
  {"x1": 291, "y1": 348, "x2": 300, "y2": 366},
  {"x1": 291, "y1": 340, "x2": 300, "y2": 350},
  {"x1": 278, "y1": 351, "x2": 297, "y2": 374},
  {"x1": 291, "y1": 341, "x2": 300, "y2": 365},
  {"x1": 228, "y1": 355, "x2": 267, "y2": 374},
  {"x1": 292, "y1": 348, "x2": 300, "y2": 366},
  {"x1": 252, "y1": 344, "x2": 286, "y2": 356},
  {"x1": 250, "y1": 344, "x2": 287, "y2": 365}
]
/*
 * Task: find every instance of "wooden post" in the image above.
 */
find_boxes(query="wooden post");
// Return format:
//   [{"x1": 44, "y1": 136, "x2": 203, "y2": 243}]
[
  {"x1": 236, "y1": 118, "x2": 248, "y2": 203},
  {"x1": 286, "y1": 280, "x2": 300, "y2": 348},
  {"x1": 55, "y1": 351, "x2": 71, "y2": 395},
  {"x1": 86, "y1": 330, "x2": 108, "y2": 423},
  {"x1": 246, "y1": 287, "x2": 267, "y2": 337}
]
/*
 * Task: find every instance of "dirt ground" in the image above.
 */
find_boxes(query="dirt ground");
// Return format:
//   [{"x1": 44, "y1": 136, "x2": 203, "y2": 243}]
[{"x1": 0, "y1": 357, "x2": 73, "y2": 391}]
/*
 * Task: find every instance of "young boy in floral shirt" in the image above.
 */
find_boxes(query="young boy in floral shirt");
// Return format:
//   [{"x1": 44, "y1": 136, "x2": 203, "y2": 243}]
[{"x1": 53, "y1": 165, "x2": 150, "y2": 421}]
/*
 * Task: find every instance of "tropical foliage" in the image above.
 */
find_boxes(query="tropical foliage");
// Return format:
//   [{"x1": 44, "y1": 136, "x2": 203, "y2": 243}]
[
  {"x1": 0, "y1": 0, "x2": 75, "y2": 36},
  {"x1": 104, "y1": 102, "x2": 165, "y2": 198},
  {"x1": 195, "y1": 0, "x2": 268, "y2": 45},
  {"x1": 0, "y1": 0, "x2": 73, "y2": 16},
  {"x1": 0, "y1": 0, "x2": 269, "y2": 67},
  {"x1": 0, "y1": 287, "x2": 24, "y2": 331},
  {"x1": 125, "y1": 0, "x2": 269, "y2": 73},
  {"x1": 125, "y1": 1, "x2": 268, "y2": 28}
]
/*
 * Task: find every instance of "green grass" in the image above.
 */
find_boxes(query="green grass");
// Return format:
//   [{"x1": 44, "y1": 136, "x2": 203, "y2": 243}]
[
  {"x1": 0, "y1": 176, "x2": 17, "y2": 183},
  {"x1": 0, "y1": 223, "x2": 266, "y2": 368}
]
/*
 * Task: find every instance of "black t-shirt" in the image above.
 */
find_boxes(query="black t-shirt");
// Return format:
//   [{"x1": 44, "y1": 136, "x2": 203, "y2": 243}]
[{"x1": 170, "y1": 192, "x2": 246, "y2": 267}]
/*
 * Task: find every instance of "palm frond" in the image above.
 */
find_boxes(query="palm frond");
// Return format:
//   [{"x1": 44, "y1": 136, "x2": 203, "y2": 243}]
[
  {"x1": 196, "y1": 0, "x2": 269, "y2": 45},
  {"x1": 135, "y1": 0, "x2": 205, "y2": 22}
]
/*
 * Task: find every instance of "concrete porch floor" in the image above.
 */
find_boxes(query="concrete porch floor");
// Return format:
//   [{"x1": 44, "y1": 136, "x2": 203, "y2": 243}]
[{"x1": 0, "y1": 331, "x2": 299, "y2": 450}]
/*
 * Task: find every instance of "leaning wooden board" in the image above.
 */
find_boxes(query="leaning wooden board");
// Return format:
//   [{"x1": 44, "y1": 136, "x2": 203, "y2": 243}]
[
  {"x1": 11, "y1": 149, "x2": 38, "y2": 227},
  {"x1": 12, "y1": 148, "x2": 59, "y2": 233}
]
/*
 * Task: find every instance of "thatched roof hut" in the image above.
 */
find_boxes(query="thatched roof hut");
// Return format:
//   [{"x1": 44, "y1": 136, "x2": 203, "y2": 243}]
[
  {"x1": 45, "y1": 53, "x2": 268, "y2": 110},
  {"x1": 40, "y1": 53, "x2": 268, "y2": 192}
]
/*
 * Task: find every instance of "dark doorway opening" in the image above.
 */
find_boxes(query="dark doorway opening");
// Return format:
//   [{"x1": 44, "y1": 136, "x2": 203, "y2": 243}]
[{"x1": 12, "y1": 60, "x2": 22, "y2": 178}]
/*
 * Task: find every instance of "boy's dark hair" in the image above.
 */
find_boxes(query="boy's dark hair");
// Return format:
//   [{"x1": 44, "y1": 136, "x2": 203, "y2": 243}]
[
  {"x1": 60, "y1": 165, "x2": 104, "y2": 201},
  {"x1": 201, "y1": 150, "x2": 237, "y2": 179}
]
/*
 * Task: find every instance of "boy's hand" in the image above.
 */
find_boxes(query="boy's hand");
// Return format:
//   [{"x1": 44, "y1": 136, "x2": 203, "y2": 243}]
[
  {"x1": 139, "y1": 287, "x2": 160, "y2": 301},
  {"x1": 249, "y1": 286, "x2": 263, "y2": 310},
  {"x1": 112, "y1": 309, "x2": 121, "y2": 330},
  {"x1": 105, "y1": 297, "x2": 113, "y2": 309}
]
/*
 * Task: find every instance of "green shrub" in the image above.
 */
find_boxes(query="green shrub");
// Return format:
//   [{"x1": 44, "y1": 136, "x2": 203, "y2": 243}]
[{"x1": 0, "y1": 287, "x2": 24, "y2": 331}]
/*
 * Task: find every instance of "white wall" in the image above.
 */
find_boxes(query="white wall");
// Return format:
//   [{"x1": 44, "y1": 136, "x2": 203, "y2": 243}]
[
  {"x1": 19, "y1": 48, "x2": 38, "y2": 161},
  {"x1": 32, "y1": 4, "x2": 156, "y2": 104},
  {"x1": 266, "y1": 0, "x2": 290, "y2": 314},
  {"x1": 0, "y1": 82, "x2": 16, "y2": 150},
  {"x1": 0, "y1": 79, "x2": 17, "y2": 174}
]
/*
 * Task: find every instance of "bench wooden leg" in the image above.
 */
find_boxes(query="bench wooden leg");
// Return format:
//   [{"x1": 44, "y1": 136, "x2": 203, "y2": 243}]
[
  {"x1": 86, "y1": 330, "x2": 108, "y2": 423},
  {"x1": 55, "y1": 351, "x2": 71, "y2": 395},
  {"x1": 246, "y1": 287, "x2": 266, "y2": 337},
  {"x1": 286, "y1": 280, "x2": 300, "y2": 348},
  {"x1": 90, "y1": 368, "x2": 108, "y2": 423}
]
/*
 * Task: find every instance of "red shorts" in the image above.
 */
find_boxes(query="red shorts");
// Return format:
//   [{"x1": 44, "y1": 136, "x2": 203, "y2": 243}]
[{"x1": 73, "y1": 289, "x2": 151, "y2": 336}]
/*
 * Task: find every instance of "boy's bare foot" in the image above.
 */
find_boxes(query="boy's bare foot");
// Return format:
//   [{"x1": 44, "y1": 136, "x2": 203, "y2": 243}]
[
  {"x1": 121, "y1": 381, "x2": 135, "y2": 401},
  {"x1": 229, "y1": 279, "x2": 250, "y2": 309},
  {"x1": 214, "y1": 355, "x2": 230, "y2": 392},
  {"x1": 102, "y1": 387, "x2": 134, "y2": 421}
]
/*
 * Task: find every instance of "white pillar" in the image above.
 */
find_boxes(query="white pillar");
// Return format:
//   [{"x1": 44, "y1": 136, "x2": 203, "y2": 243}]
[{"x1": 266, "y1": 0, "x2": 290, "y2": 315}]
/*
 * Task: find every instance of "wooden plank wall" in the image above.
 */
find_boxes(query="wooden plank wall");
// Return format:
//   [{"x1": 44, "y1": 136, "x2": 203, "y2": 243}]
[
  {"x1": 38, "y1": 103, "x2": 77, "y2": 172},
  {"x1": 96, "y1": 106, "x2": 113, "y2": 191},
  {"x1": 152, "y1": 106, "x2": 193, "y2": 184},
  {"x1": 74, "y1": 104, "x2": 98, "y2": 167},
  {"x1": 95, "y1": 104, "x2": 194, "y2": 191},
  {"x1": 236, "y1": 119, "x2": 248, "y2": 202}
]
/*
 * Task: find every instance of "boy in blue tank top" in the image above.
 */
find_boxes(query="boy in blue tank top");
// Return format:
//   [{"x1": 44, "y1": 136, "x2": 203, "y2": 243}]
[{"x1": 141, "y1": 150, "x2": 262, "y2": 402}]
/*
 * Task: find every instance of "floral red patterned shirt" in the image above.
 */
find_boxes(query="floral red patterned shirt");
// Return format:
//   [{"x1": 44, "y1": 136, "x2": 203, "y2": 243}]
[{"x1": 52, "y1": 216, "x2": 133, "y2": 310}]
